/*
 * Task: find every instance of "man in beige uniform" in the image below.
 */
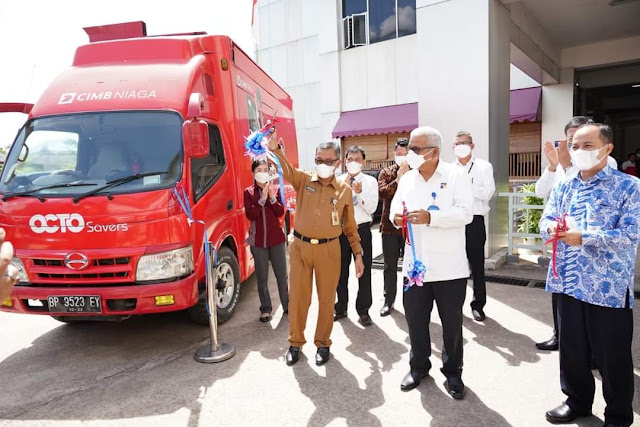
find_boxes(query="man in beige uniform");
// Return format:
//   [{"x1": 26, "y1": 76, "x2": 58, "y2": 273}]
[{"x1": 269, "y1": 133, "x2": 363, "y2": 366}]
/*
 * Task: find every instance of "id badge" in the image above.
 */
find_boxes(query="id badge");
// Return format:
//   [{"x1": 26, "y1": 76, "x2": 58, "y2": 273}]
[{"x1": 331, "y1": 211, "x2": 340, "y2": 226}]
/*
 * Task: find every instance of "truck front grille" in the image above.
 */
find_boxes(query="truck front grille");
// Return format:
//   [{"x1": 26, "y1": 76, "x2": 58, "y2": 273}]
[{"x1": 30, "y1": 257, "x2": 133, "y2": 285}]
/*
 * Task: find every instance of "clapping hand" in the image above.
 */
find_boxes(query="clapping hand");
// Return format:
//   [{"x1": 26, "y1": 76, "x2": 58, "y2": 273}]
[
  {"x1": 351, "y1": 181, "x2": 362, "y2": 194},
  {"x1": 268, "y1": 184, "x2": 278, "y2": 199},
  {"x1": 543, "y1": 141, "x2": 559, "y2": 171},
  {"x1": 397, "y1": 162, "x2": 410, "y2": 180}
]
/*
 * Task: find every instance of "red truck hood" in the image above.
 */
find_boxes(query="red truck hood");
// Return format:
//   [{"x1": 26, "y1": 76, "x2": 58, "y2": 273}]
[{"x1": 0, "y1": 190, "x2": 181, "y2": 250}]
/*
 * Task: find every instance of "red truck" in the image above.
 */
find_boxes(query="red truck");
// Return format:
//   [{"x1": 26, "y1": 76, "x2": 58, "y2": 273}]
[{"x1": 0, "y1": 22, "x2": 298, "y2": 324}]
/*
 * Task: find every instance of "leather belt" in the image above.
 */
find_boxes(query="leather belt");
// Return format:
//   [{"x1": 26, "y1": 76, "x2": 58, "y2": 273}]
[
  {"x1": 293, "y1": 231, "x2": 338, "y2": 245},
  {"x1": 358, "y1": 222, "x2": 372, "y2": 228}
]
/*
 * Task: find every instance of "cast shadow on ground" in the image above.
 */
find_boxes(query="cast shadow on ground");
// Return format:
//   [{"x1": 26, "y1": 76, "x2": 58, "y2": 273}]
[
  {"x1": 340, "y1": 319, "x2": 407, "y2": 372},
  {"x1": 463, "y1": 316, "x2": 541, "y2": 367},
  {"x1": 291, "y1": 356, "x2": 384, "y2": 427},
  {"x1": 0, "y1": 275, "x2": 286, "y2": 426}
]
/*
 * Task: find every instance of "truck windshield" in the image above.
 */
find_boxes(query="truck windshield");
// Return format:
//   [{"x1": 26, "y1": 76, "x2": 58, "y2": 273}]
[{"x1": 0, "y1": 111, "x2": 183, "y2": 198}]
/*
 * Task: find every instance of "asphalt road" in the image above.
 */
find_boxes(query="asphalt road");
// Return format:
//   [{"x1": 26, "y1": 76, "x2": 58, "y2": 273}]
[{"x1": 1, "y1": 251, "x2": 639, "y2": 426}]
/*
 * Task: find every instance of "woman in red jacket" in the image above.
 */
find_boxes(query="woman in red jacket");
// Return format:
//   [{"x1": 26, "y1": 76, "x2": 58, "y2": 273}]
[{"x1": 244, "y1": 159, "x2": 289, "y2": 322}]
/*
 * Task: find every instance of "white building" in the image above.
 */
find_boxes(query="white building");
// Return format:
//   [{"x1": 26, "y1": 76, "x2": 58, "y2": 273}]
[{"x1": 253, "y1": 0, "x2": 640, "y2": 256}]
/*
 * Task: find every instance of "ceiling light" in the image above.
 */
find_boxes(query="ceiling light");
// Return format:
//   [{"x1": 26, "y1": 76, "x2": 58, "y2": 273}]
[{"x1": 609, "y1": 0, "x2": 640, "y2": 6}]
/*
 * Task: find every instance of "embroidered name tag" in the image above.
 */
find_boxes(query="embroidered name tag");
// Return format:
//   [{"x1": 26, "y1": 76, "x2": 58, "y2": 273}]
[{"x1": 305, "y1": 186, "x2": 316, "y2": 192}]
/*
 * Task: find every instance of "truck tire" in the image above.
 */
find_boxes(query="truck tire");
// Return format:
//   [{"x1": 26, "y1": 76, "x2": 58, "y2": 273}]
[{"x1": 188, "y1": 246, "x2": 240, "y2": 326}]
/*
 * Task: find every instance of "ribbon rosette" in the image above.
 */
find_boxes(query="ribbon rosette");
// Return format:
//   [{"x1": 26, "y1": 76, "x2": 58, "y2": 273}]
[
  {"x1": 544, "y1": 214, "x2": 567, "y2": 279},
  {"x1": 244, "y1": 119, "x2": 279, "y2": 160},
  {"x1": 243, "y1": 118, "x2": 286, "y2": 207},
  {"x1": 401, "y1": 202, "x2": 426, "y2": 291}
]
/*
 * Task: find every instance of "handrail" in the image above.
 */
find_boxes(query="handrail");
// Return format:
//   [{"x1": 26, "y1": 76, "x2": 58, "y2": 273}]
[{"x1": 498, "y1": 191, "x2": 548, "y2": 261}]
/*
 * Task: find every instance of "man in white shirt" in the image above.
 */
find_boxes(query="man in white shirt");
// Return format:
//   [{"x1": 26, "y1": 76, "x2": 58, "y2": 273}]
[
  {"x1": 453, "y1": 131, "x2": 495, "y2": 322},
  {"x1": 534, "y1": 116, "x2": 617, "y2": 352},
  {"x1": 334, "y1": 146, "x2": 379, "y2": 326},
  {"x1": 390, "y1": 126, "x2": 473, "y2": 398}
]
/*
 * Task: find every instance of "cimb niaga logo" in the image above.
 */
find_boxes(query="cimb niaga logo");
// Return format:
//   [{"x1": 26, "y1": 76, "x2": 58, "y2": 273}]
[
  {"x1": 58, "y1": 93, "x2": 77, "y2": 105},
  {"x1": 29, "y1": 214, "x2": 129, "y2": 234},
  {"x1": 57, "y1": 90, "x2": 157, "y2": 105}
]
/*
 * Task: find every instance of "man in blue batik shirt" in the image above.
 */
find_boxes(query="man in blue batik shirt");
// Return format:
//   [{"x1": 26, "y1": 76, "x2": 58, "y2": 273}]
[{"x1": 540, "y1": 124, "x2": 640, "y2": 427}]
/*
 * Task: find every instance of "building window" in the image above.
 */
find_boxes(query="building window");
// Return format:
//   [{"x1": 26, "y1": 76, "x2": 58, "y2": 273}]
[{"x1": 342, "y1": 0, "x2": 416, "y2": 49}]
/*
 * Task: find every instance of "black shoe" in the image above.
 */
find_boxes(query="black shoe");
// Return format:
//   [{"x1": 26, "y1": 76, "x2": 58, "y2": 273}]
[
  {"x1": 333, "y1": 312, "x2": 347, "y2": 321},
  {"x1": 400, "y1": 370, "x2": 428, "y2": 391},
  {"x1": 445, "y1": 377, "x2": 465, "y2": 400},
  {"x1": 545, "y1": 403, "x2": 590, "y2": 424},
  {"x1": 471, "y1": 309, "x2": 486, "y2": 321},
  {"x1": 358, "y1": 314, "x2": 373, "y2": 326},
  {"x1": 285, "y1": 346, "x2": 300, "y2": 366},
  {"x1": 259, "y1": 313, "x2": 272, "y2": 323},
  {"x1": 315, "y1": 347, "x2": 330, "y2": 366},
  {"x1": 536, "y1": 336, "x2": 559, "y2": 351},
  {"x1": 380, "y1": 304, "x2": 394, "y2": 317}
]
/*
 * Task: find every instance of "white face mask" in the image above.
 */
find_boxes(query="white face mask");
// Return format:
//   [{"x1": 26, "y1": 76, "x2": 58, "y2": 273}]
[
  {"x1": 315, "y1": 163, "x2": 336, "y2": 179},
  {"x1": 454, "y1": 144, "x2": 471, "y2": 159},
  {"x1": 346, "y1": 161, "x2": 362, "y2": 175},
  {"x1": 570, "y1": 147, "x2": 607, "y2": 171},
  {"x1": 394, "y1": 155, "x2": 407, "y2": 166},
  {"x1": 254, "y1": 172, "x2": 270, "y2": 184},
  {"x1": 406, "y1": 149, "x2": 435, "y2": 170}
]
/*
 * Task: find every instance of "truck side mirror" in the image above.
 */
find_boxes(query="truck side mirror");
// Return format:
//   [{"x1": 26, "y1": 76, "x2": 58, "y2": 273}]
[{"x1": 183, "y1": 119, "x2": 210, "y2": 159}]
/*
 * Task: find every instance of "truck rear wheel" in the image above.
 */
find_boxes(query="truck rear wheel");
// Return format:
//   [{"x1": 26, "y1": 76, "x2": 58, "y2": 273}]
[{"x1": 188, "y1": 246, "x2": 240, "y2": 326}]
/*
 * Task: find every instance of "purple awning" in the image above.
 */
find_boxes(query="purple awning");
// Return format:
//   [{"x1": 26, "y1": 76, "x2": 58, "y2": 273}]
[
  {"x1": 332, "y1": 103, "x2": 418, "y2": 138},
  {"x1": 510, "y1": 87, "x2": 541, "y2": 123}
]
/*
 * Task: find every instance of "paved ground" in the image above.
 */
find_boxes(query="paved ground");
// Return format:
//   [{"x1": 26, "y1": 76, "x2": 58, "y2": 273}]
[{"x1": 1, "y1": 232, "x2": 639, "y2": 426}]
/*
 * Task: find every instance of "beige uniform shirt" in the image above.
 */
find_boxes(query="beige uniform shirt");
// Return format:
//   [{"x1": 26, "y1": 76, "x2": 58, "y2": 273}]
[{"x1": 272, "y1": 148, "x2": 362, "y2": 255}]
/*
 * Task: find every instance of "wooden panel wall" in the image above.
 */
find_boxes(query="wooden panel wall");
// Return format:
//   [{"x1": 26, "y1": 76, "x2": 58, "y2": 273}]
[
  {"x1": 510, "y1": 122, "x2": 541, "y2": 153},
  {"x1": 342, "y1": 132, "x2": 411, "y2": 163}
]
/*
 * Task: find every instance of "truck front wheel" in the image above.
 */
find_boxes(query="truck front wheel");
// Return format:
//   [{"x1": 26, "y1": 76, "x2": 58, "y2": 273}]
[{"x1": 188, "y1": 246, "x2": 240, "y2": 325}]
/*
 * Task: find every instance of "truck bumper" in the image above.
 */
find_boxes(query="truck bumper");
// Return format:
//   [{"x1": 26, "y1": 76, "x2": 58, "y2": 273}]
[{"x1": 0, "y1": 275, "x2": 199, "y2": 316}]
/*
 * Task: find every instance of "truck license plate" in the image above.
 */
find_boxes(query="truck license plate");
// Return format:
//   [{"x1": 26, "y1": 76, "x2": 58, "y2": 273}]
[{"x1": 47, "y1": 296, "x2": 102, "y2": 313}]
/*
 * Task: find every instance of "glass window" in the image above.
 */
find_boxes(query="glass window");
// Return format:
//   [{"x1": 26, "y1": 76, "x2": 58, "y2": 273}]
[
  {"x1": 369, "y1": 0, "x2": 397, "y2": 44},
  {"x1": 246, "y1": 95, "x2": 259, "y2": 134},
  {"x1": 342, "y1": 0, "x2": 367, "y2": 18},
  {"x1": 191, "y1": 124, "x2": 226, "y2": 201},
  {"x1": 397, "y1": 0, "x2": 417, "y2": 37},
  {"x1": 0, "y1": 112, "x2": 182, "y2": 197}
]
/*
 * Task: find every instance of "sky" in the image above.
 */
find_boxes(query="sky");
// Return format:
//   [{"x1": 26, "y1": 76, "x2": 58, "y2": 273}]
[{"x1": 0, "y1": 0, "x2": 255, "y2": 149}]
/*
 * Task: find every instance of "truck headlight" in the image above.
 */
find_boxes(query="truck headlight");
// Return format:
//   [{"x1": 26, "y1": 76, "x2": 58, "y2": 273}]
[
  {"x1": 136, "y1": 246, "x2": 194, "y2": 282},
  {"x1": 11, "y1": 258, "x2": 28, "y2": 283}
]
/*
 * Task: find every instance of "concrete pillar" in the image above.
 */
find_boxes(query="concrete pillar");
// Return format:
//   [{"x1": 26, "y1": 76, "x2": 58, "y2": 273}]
[
  {"x1": 540, "y1": 68, "x2": 575, "y2": 169},
  {"x1": 416, "y1": 0, "x2": 510, "y2": 255}
]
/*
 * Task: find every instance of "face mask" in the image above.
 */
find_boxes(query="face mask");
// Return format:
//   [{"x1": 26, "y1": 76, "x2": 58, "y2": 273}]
[
  {"x1": 394, "y1": 155, "x2": 407, "y2": 166},
  {"x1": 406, "y1": 149, "x2": 436, "y2": 169},
  {"x1": 346, "y1": 161, "x2": 362, "y2": 175},
  {"x1": 315, "y1": 163, "x2": 335, "y2": 179},
  {"x1": 454, "y1": 144, "x2": 471, "y2": 159},
  {"x1": 570, "y1": 147, "x2": 606, "y2": 171},
  {"x1": 254, "y1": 172, "x2": 270, "y2": 184}
]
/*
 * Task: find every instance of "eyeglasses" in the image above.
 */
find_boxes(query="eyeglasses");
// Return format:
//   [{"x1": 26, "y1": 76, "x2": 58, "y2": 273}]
[
  {"x1": 314, "y1": 158, "x2": 339, "y2": 166},
  {"x1": 408, "y1": 146, "x2": 437, "y2": 155},
  {"x1": 453, "y1": 141, "x2": 472, "y2": 147}
]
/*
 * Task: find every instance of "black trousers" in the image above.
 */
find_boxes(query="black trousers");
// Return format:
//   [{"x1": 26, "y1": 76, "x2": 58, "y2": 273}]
[
  {"x1": 335, "y1": 224, "x2": 372, "y2": 315},
  {"x1": 551, "y1": 292, "x2": 559, "y2": 338},
  {"x1": 403, "y1": 278, "x2": 467, "y2": 378},
  {"x1": 465, "y1": 215, "x2": 486, "y2": 311},
  {"x1": 382, "y1": 233, "x2": 404, "y2": 306},
  {"x1": 557, "y1": 293, "x2": 634, "y2": 426}
]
